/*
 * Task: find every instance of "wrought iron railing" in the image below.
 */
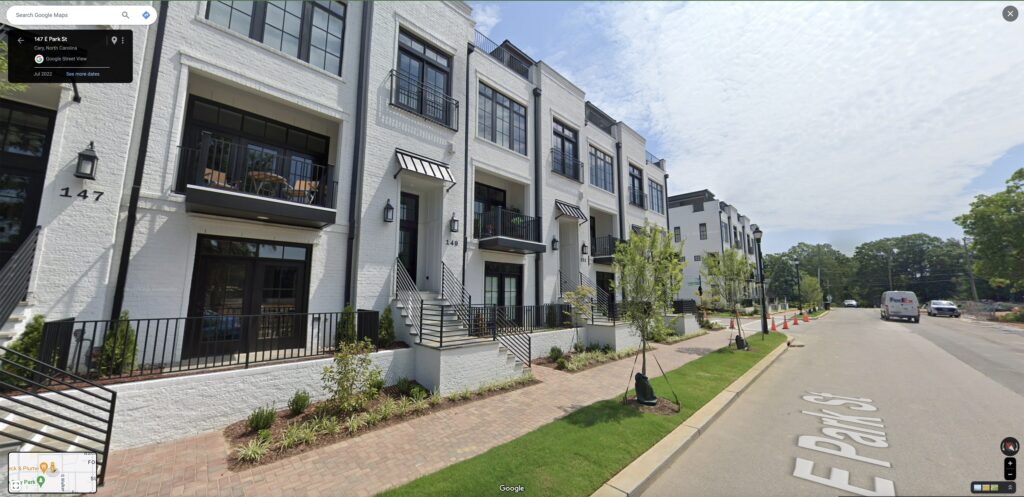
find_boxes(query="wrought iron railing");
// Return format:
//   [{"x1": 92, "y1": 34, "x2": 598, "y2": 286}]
[
  {"x1": 24, "y1": 310, "x2": 378, "y2": 382},
  {"x1": 474, "y1": 30, "x2": 531, "y2": 79},
  {"x1": 388, "y1": 69, "x2": 460, "y2": 130},
  {"x1": 629, "y1": 187, "x2": 647, "y2": 209},
  {"x1": 177, "y1": 131, "x2": 337, "y2": 209},
  {"x1": 551, "y1": 148, "x2": 584, "y2": 182},
  {"x1": 395, "y1": 258, "x2": 422, "y2": 339},
  {"x1": 0, "y1": 226, "x2": 39, "y2": 330},
  {"x1": 580, "y1": 272, "x2": 617, "y2": 324},
  {"x1": 475, "y1": 208, "x2": 542, "y2": 243},
  {"x1": 440, "y1": 261, "x2": 471, "y2": 333},
  {"x1": 559, "y1": 270, "x2": 576, "y2": 298},
  {"x1": 0, "y1": 345, "x2": 117, "y2": 485},
  {"x1": 592, "y1": 235, "x2": 620, "y2": 259}
]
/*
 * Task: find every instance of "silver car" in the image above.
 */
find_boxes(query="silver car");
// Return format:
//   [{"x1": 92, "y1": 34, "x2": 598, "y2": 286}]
[{"x1": 927, "y1": 300, "x2": 961, "y2": 317}]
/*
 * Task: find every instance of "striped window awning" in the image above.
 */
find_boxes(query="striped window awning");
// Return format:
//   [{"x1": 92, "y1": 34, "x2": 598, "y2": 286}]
[
  {"x1": 394, "y1": 149, "x2": 455, "y2": 185},
  {"x1": 555, "y1": 200, "x2": 587, "y2": 223}
]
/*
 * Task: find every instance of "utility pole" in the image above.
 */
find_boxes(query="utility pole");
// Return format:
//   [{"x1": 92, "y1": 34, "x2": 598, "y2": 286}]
[
  {"x1": 887, "y1": 251, "x2": 894, "y2": 291},
  {"x1": 962, "y1": 237, "x2": 980, "y2": 302}
]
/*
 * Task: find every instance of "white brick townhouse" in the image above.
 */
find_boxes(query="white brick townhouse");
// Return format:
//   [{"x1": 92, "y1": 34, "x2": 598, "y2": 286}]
[
  {"x1": 667, "y1": 189, "x2": 760, "y2": 303},
  {"x1": 0, "y1": 1, "x2": 669, "y2": 396}
]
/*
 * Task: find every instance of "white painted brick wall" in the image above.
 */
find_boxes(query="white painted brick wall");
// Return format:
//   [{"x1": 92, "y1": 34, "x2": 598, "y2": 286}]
[{"x1": 528, "y1": 327, "x2": 579, "y2": 360}]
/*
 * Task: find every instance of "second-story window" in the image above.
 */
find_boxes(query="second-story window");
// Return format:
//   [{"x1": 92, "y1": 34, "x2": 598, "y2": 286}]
[
  {"x1": 693, "y1": 202, "x2": 704, "y2": 212},
  {"x1": 206, "y1": 1, "x2": 346, "y2": 76},
  {"x1": 629, "y1": 165, "x2": 644, "y2": 207},
  {"x1": 552, "y1": 120, "x2": 580, "y2": 181},
  {"x1": 699, "y1": 223, "x2": 708, "y2": 240},
  {"x1": 673, "y1": 227, "x2": 681, "y2": 242},
  {"x1": 395, "y1": 30, "x2": 453, "y2": 127},
  {"x1": 589, "y1": 146, "x2": 614, "y2": 192},
  {"x1": 478, "y1": 83, "x2": 526, "y2": 154},
  {"x1": 648, "y1": 180, "x2": 664, "y2": 214}
]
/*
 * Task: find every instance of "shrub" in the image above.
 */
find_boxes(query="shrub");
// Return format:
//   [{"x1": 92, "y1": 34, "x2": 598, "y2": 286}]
[
  {"x1": 97, "y1": 311, "x2": 137, "y2": 377},
  {"x1": 288, "y1": 389, "x2": 311, "y2": 415},
  {"x1": 555, "y1": 357, "x2": 568, "y2": 370},
  {"x1": 257, "y1": 429, "x2": 273, "y2": 443},
  {"x1": 247, "y1": 406, "x2": 276, "y2": 432},
  {"x1": 396, "y1": 397, "x2": 413, "y2": 416},
  {"x1": 310, "y1": 415, "x2": 341, "y2": 436},
  {"x1": 409, "y1": 385, "x2": 428, "y2": 401},
  {"x1": 346, "y1": 413, "x2": 368, "y2": 434},
  {"x1": 321, "y1": 339, "x2": 383, "y2": 414},
  {"x1": 378, "y1": 306, "x2": 395, "y2": 348},
  {"x1": 237, "y1": 438, "x2": 270, "y2": 463},
  {"x1": 280, "y1": 422, "x2": 317, "y2": 449},
  {"x1": 601, "y1": 344, "x2": 613, "y2": 354},
  {"x1": 572, "y1": 341, "x2": 584, "y2": 354},
  {"x1": 396, "y1": 377, "x2": 414, "y2": 396},
  {"x1": 547, "y1": 346, "x2": 563, "y2": 362},
  {"x1": 335, "y1": 305, "x2": 357, "y2": 346},
  {"x1": 1, "y1": 314, "x2": 45, "y2": 388},
  {"x1": 999, "y1": 309, "x2": 1024, "y2": 322}
]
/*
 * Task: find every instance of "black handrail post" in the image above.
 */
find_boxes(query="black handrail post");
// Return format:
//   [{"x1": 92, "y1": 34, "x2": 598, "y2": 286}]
[
  {"x1": 98, "y1": 390, "x2": 116, "y2": 485},
  {"x1": 439, "y1": 305, "x2": 444, "y2": 348},
  {"x1": 243, "y1": 316, "x2": 251, "y2": 369}
]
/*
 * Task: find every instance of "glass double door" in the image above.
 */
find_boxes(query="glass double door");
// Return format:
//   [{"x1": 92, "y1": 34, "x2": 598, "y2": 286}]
[
  {"x1": 0, "y1": 100, "x2": 54, "y2": 268},
  {"x1": 484, "y1": 262, "x2": 523, "y2": 321}
]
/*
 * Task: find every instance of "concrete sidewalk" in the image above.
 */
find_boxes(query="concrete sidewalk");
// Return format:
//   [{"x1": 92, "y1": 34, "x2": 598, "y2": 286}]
[{"x1": 96, "y1": 329, "x2": 739, "y2": 497}]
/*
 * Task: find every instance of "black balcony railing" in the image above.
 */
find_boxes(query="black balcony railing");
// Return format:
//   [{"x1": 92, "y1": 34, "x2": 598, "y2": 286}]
[
  {"x1": 474, "y1": 30, "x2": 531, "y2": 80},
  {"x1": 178, "y1": 132, "x2": 337, "y2": 209},
  {"x1": 0, "y1": 226, "x2": 39, "y2": 330},
  {"x1": 389, "y1": 69, "x2": 460, "y2": 130},
  {"x1": 27, "y1": 310, "x2": 380, "y2": 382},
  {"x1": 475, "y1": 208, "x2": 542, "y2": 243},
  {"x1": 552, "y1": 148, "x2": 584, "y2": 182},
  {"x1": 593, "y1": 235, "x2": 620, "y2": 258},
  {"x1": 629, "y1": 187, "x2": 647, "y2": 208}
]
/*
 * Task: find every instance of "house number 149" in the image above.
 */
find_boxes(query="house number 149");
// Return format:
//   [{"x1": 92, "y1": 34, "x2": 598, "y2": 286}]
[{"x1": 60, "y1": 187, "x2": 104, "y2": 201}]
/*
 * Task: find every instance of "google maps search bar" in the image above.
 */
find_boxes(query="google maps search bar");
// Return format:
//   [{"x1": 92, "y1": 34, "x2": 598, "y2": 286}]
[{"x1": 6, "y1": 5, "x2": 158, "y2": 26}]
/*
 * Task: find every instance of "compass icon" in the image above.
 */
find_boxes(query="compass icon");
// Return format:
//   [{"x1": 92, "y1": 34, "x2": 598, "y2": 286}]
[{"x1": 1002, "y1": 437, "x2": 1020, "y2": 457}]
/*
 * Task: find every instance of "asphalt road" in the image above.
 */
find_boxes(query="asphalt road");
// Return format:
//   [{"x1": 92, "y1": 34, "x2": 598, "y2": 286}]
[{"x1": 642, "y1": 308, "x2": 1024, "y2": 497}]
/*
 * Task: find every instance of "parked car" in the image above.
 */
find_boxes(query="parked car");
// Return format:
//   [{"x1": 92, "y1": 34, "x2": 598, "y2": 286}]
[
  {"x1": 843, "y1": 299, "x2": 858, "y2": 307},
  {"x1": 927, "y1": 300, "x2": 961, "y2": 318},
  {"x1": 881, "y1": 291, "x2": 920, "y2": 323}
]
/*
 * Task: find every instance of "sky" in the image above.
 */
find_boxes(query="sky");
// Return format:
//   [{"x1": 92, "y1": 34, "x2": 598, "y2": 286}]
[{"x1": 470, "y1": 1, "x2": 1024, "y2": 254}]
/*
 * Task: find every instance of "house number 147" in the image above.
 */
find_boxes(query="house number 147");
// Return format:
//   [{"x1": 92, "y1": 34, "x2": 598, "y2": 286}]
[{"x1": 60, "y1": 187, "x2": 104, "y2": 201}]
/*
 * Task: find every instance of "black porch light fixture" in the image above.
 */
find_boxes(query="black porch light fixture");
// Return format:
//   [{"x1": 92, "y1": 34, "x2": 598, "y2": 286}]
[
  {"x1": 75, "y1": 141, "x2": 98, "y2": 180},
  {"x1": 449, "y1": 212, "x2": 460, "y2": 233},
  {"x1": 384, "y1": 199, "x2": 395, "y2": 223},
  {"x1": 551, "y1": 237, "x2": 559, "y2": 251},
  {"x1": 581, "y1": 242, "x2": 588, "y2": 255}
]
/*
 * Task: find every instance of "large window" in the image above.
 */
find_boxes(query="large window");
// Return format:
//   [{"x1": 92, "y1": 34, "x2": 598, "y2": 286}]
[
  {"x1": 699, "y1": 223, "x2": 708, "y2": 240},
  {"x1": 206, "y1": 1, "x2": 346, "y2": 76},
  {"x1": 395, "y1": 29, "x2": 453, "y2": 126},
  {"x1": 648, "y1": 180, "x2": 664, "y2": 214},
  {"x1": 628, "y1": 166, "x2": 644, "y2": 207},
  {"x1": 478, "y1": 83, "x2": 526, "y2": 154},
  {"x1": 673, "y1": 227, "x2": 681, "y2": 242},
  {"x1": 589, "y1": 146, "x2": 614, "y2": 192},
  {"x1": 552, "y1": 120, "x2": 580, "y2": 181}
]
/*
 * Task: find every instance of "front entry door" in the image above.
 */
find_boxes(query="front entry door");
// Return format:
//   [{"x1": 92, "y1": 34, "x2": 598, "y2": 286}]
[
  {"x1": 597, "y1": 271, "x2": 616, "y2": 314},
  {"x1": 0, "y1": 100, "x2": 55, "y2": 267},
  {"x1": 398, "y1": 192, "x2": 419, "y2": 280}
]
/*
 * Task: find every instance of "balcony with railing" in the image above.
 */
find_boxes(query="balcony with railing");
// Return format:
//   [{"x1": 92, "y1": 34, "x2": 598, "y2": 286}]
[
  {"x1": 474, "y1": 30, "x2": 532, "y2": 80},
  {"x1": 388, "y1": 69, "x2": 460, "y2": 130},
  {"x1": 178, "y1": 131, "x2": 337, "y2": 228},
  {"x1": 592, "y1": 234, "x2": 620, "y2": 265},
  {"x1": 646, "y1": 150, "x2": 664, "y2": 169},
  {"x1": 474, "y1": 207, "x2": 545, "y2": 254},
  {"x1": 551, "y1": 148, "x2": 584, "y2": 182},
  {"x1": 629, "y1": 187, "x2": 647, "y2": 209}
]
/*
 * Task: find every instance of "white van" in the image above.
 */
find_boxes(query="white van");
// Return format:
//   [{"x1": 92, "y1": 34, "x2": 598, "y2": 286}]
[{"x1": 880, "y1": 291, "x2": 920, "y2": 323}]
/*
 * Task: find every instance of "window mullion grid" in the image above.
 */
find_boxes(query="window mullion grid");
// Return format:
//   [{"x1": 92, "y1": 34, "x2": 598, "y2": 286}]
[
  {"x1": 250, "y1": 1, "x2": 267, "y2": 41},
  {"x1": 298, "y1": 1, "x2": 314, "y2": 63}
]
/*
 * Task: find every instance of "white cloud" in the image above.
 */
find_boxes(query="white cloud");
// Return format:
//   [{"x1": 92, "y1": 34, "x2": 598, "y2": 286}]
[
  {"x1": 472, "y1": 4, "x2": 502, "y2": 37},
  {"x1": 560, "y1": 2, "x2": 1024, "y2": 232}
]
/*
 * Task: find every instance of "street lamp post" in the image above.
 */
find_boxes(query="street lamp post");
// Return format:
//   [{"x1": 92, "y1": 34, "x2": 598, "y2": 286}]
[{"x1": 752, "y1": 226, "x2": 768, "y2": 337}]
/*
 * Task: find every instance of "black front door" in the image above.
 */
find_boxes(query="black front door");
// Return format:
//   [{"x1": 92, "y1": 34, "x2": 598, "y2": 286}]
[
  {"x1": 398, "y1": 192, "x2": 419, "y2": 280},
  {"x1": 0, "y1": 100, "x2": 55, "y2": 267},
  {"x1": 185, "y1": 237, "x2": 309, "y2": 358},
  {"x1": 484, "y1": 262, "x2": 523, "y2": 326}
]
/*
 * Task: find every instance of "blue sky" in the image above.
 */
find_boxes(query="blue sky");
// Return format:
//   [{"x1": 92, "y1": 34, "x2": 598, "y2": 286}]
[{"x1": 471, "y1": 2, "x2": 1024, "y2": 254}]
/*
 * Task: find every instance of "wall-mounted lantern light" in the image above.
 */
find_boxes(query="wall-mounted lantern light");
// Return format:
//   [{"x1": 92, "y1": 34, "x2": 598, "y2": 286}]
[
  {"x1": 581, "y1": 242, "x2": 589, "y2": 255},
  {"x1": 551, "y1": 237, "x2": 559, "y2": 251},
  {"x1": 384, "y1": 199, "x2": 395, "y2": 223},
  {"x1": 75, "y1": 141, "x2": 98, "y2": 180},
  {"x1": 449, "y1": 212, "x2": 460, "y2": 233}
]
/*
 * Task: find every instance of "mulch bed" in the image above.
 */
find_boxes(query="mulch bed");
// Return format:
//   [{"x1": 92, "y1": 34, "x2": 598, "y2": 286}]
[
  {"x1": 624, "y1": 397, "x2": 680, "y2": 415},
  {"x1": 224, "y1": 376, "x2": 539, "y2": 471}
]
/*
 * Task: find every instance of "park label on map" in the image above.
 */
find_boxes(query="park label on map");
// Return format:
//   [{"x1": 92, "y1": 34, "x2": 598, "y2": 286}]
[{"x1": 8, "y1": 452, "x2": 97, "y2": 494}]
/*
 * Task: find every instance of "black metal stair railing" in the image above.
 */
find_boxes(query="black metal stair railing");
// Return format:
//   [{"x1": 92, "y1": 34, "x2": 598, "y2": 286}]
[{"x1": 0, "y1": 226, "x2": 39, "y2": 330}]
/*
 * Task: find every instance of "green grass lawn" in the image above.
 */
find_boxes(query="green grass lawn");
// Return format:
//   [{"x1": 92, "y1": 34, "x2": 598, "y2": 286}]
[{"x1": 378, "y1": 332, "x2": 787, "y2": 497}]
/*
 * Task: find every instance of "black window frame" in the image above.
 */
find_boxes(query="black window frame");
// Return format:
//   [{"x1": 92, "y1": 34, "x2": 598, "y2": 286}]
[
  {"x1": 693, "y1": 202, "x2": 704, "y2": 212},
  {"x1": 694, "y1": 254, "x2": 702, "y2": 262},
  {"x1": 477, "y1": 82, "x2": 527, "y2": 155},
  {"x1": 551, "y1": 119, "x2": 581, "y2": 182},
  {"x1": 589, "y1": 145, "x2": 614, "y2": 193},
  {"x1": 205, "y1": 1, "x2": 347, "y2": 77},
  {"x1": 628, "y1": 165, "x2": 644, "y2": 208},
  {"x1": 394, "y1": 28, "x2": 454, "y2": 127},
  {"x1": 673, "y1": 227, "x2": 681, "y2": 242},
  {"x1": 699, "y1": 223, "x2": 708, "y2": 240},
  {"x1": 648, "y1": 179, "x2": 664, "y2": 214}
]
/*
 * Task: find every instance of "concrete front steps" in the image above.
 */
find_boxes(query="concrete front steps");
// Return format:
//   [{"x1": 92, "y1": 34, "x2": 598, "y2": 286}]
[{"x1": 0, "y1": 301, "x2": 33, "y2": 347}]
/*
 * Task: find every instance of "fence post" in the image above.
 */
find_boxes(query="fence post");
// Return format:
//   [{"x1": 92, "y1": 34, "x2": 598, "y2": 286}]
[{"x1": 243, "y1": 316, "x2": 251, "y2": 369}]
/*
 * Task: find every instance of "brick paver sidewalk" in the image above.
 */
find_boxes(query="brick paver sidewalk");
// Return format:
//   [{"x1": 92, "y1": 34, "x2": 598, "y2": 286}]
[{"x1": 96, "y1": 328, "x2": 759, "y2": 497}]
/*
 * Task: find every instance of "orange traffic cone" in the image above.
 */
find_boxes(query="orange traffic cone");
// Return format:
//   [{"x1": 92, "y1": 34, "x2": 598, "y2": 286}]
[
  {"x1": 782, "y1": 317, "x2": 789, "y2": 330},
  {"x1": 729, "y1": 318, "x2": 735, "y2": 329},
  {"x1": 771, "y1": 317, "x2": 777, "y2": 331},
  {"x1": 803, "y1": 312, "x2": 809, "y2": 323},
  {"x1": 793, "y1": 314, "x2": 800, "y2": 326}
]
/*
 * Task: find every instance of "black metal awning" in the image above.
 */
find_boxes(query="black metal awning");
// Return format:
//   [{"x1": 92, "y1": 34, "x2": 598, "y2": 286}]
[
  {"x1": 394, "y1": 149, "x2": 455, "y2": 189},
  {"x1": 555, "y1": 200, "x2": 587, "y2": 223}
]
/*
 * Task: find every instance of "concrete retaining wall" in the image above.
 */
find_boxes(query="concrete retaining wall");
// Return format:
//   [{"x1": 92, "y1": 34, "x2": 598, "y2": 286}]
[{"x1": 528, "y1": 328, "x2": 579, "y2": 360}]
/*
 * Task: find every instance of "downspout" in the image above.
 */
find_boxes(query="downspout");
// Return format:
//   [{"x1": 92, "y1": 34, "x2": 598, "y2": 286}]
[
  {"x1": 461, "y1": 42, "x2": 474, "y2": 285},
  {"x1": 109, "y1": 0, "x2": 169, "y2": 321},
  {"x1": 532, "y1": 87, "x2": 542, "y2": 306},
  {"x1": 615, "y1": 142, "x2": 625, "y2": 238},
  {"x1": 663, "y1": 171, "x2": 670, "y2": 232},
  {"x1": 344, "y1": 2, "x2": 374, "y2": 306}
]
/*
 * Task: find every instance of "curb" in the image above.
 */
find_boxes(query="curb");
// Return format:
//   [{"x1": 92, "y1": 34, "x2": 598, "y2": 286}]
[{"x1": 591, "y1": 336, "x2": 790, "y2": 497}]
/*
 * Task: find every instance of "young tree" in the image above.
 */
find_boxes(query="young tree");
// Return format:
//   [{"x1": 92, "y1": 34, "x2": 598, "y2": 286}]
[
  {"x1": 561, "y1": 285, "x2": 595, "y2": 350},
  {"x1": 799, "y1": 275, "x2": 823, "y2": 310},
  {"x1": 613, "y1": 221, "x2": 684, "y2": 403},
  {"x1": 700, "y1": 249, "x2": 754, "y2": 311},
  {"x1": 955, "y1": 168, "x2": 1024, "y2": 293}
]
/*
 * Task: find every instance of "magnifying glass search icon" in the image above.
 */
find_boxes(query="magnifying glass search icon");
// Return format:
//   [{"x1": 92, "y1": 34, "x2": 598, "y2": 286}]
[{"x1": 121, "y1": 11, "x2": 129, "y2": 19}]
